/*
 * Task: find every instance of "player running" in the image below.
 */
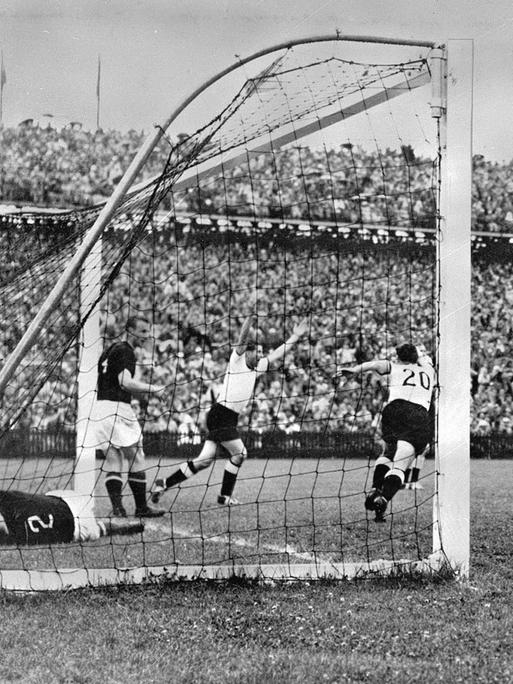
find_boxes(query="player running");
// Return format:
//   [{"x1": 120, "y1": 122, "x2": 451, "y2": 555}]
[
  {"x1": 152, "y1": 314, "x2": 309, "y2": 506},
  {"x1": 0, "y1": 489, "x2": 143, "y2": 545},
  {"x1": 337, "y1": 343, "x2": 434, "y2": 522}
]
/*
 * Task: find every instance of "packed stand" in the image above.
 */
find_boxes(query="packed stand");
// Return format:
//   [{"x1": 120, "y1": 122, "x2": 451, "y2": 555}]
[{"x1": 1, "y1": 123, "x2": 512, "y2": 437}]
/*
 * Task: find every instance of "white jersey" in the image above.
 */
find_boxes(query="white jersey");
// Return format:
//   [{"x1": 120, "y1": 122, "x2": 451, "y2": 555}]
[
  {"x1": 385, "y1": 359, "x2": 434, "y2": 411},
  {"x1": 217, "y1": 350, "x2": 269, "y2": 414}
]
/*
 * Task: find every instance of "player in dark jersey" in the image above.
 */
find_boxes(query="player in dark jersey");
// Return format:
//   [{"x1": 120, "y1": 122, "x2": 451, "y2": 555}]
[
  {"x1": 0, "y1": 489, "x2": 143, "y2": 545},
  {"x1": 87, "y1": 316, "x2": 167, "y2": 518},
  {"x1": 337, "y1": 343, "x2": 434, "y2": 522}
]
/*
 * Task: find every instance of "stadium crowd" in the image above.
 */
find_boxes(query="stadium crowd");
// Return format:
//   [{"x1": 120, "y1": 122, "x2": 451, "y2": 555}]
[
  {"x1": 2, "y1": 122, "x2": 513, "y2": 232},
  {"x1": 0, "y1": 123, "x2": 512, "y2": 438}
]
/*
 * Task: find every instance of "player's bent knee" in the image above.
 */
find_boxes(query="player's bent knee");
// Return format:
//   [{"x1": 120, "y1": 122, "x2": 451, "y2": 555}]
[
  {"x1": 193, "y1": 442, "x2": 217, "y2": 469},
  {"x1": 229, "y1": 447, "x2": 247, "y2": 467},
  {"x1": 193, "y1": 456, "x2": 214, "y2": 471}
]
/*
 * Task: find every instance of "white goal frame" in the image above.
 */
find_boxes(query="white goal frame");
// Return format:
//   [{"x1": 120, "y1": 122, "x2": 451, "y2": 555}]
[{"x1": 0, "y1": 36, "x2": 472, "y2": 590}]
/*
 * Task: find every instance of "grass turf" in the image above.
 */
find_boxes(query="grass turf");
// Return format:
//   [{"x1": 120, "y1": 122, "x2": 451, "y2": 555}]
[
  {"x1": 0, "y1": 455, "x2": 436, "y2": 578},
  {"x1": 0, "y1": 459, "x2": 508, "y2": 683}
]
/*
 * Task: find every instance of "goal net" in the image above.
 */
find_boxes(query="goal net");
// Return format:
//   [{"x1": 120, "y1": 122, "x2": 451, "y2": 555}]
[{"x1": 0, "y1": 36, "x2": 471, "y2": 590}]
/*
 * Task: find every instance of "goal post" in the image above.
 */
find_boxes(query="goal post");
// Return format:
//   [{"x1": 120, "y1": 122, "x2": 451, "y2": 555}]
[
  {"x1": 75, "y1": 239, "x2": 102, "y2": 498},
  {"x1": 0, "y1": 35, "x2": 473, "y2": 590},
  {"x1": 435, "y1": 39, "x2": 473, "y2": 576}
]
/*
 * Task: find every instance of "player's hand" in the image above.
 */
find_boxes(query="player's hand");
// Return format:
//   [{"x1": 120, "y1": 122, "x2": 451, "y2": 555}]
[
  {"x1": 292, "y1": 319, "x2": 309, "y2": 339},
  {"x1": 332, "y1": 367, "x2": 354, "y2": 389},
  {"x1": 416, "y1": 344, "x2": 433, "y2": 365},
  {"x1": 337, "y1": 367, "x2": 355, "y2": 378},
  {"x1": 151, "y1": 385, "x2": 167, "y2": 395}
]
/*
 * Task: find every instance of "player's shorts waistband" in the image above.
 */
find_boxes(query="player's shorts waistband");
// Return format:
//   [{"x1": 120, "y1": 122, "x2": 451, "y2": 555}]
[{"x1": 216, "y1": 402, "x2": 240, "y2": 418}]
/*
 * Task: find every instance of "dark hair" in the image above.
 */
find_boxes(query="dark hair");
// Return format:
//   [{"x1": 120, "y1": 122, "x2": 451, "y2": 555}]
[{"x1": 396, "y1": 343, "x2": 418, "y2": 364}]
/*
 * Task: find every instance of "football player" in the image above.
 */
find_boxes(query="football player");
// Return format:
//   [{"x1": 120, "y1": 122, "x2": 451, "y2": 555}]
[
  {"x1": 0, "y1": 489, "x2": 143, "y2": 545},
  {"x1": 337, "y1": 343, "x2": 434, "y2": 521},
  {"x1": 86, "y1": 316, "x2": 167, "y2": 518},
  {"x1": 152, "y1": 313, "x2": 308, "y2": 506}
]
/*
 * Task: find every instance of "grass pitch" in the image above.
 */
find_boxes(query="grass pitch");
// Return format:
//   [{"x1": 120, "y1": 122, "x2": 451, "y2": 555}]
[
  {"x1": 0, "y1": 456, "x2": 435, "y2": 579},
  {"x1": 0, "y1": 459, "x2": 509, "y2": 683}
]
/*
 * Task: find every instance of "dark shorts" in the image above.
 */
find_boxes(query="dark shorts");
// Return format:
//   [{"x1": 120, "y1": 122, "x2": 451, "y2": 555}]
[
  {"x1": 206, "y1": 403, "x2": 240, "y2": 443},
  {"x1": 381, "y1": 399, "x2": 431, "y2": 455}
]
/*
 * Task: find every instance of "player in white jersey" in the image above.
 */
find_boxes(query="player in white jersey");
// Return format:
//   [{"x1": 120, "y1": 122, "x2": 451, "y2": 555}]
[
  {"x1": 151, "y1": 314, "x2": 308, "y2": 506},
  {"x1": 338, "y1": 342, "x2": 435, "y2": 521}
]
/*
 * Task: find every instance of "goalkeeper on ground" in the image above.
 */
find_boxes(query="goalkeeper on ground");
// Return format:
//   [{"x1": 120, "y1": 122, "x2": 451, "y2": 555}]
[
  {"x1": 152, "y1": 314, "x2": 308, "y2": 506},
  {"x1": 336, "y1": 343, "x2": 434, "y2": 522},
  {"x1": 0, "y1": 489, "x2": 144, "y2": 545}
]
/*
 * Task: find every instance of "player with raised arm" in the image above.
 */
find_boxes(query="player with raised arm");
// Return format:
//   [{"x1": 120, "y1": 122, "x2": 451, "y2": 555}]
[
  {"x1": 151, "y1": 315, "x2": 309, "y2": 506},
  {"x1": 0, "y1": 489, "x2": 144, "y2": 546},
  {"x1": 338, "y1": 343, "x2": 434, "y2": 522},
  {"x1": 88, "y1": 315, "x2": 167, "y2": 518}
]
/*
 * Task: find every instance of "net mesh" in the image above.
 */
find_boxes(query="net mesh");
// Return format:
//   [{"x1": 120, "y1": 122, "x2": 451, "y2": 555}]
[{"x1": 0, "y1": 38, "x2": 442, "y2": 588}]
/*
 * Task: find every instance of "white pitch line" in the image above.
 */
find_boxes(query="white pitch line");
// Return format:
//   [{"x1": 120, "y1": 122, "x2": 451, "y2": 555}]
[{"x1": 143, "y1": 519, "x2": 328, "y2": 563}]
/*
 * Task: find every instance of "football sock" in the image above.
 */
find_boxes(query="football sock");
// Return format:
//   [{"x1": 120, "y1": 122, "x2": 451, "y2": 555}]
[
  {"x1": 165, "y1": 460, "x2": 197, "y2": 489},
  {"x1": 382, "y1": 470, "x2": 405, "y2": 501},
  {"x1": 220, "y1": 460, "x2": 240, "y2": 498},
  {"x1": 105, "y1": 472, "x2": 123, "y2": 509},
  {"x1": 404, "y1": 468, "x2": 411, "y2": 484},
  {"x1": 128, "y1": 471, "x2": 147, "y2": 510},
  {"x1": 373, "y1": 463, "x2": 391, "y2": 490},
  {"x1": 410, "y1": 467, "x2": 420, "y2": 484}
]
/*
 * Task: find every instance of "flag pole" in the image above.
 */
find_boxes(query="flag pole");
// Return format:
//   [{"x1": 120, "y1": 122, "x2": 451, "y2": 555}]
[
  {"x1": 96, "y1": 54, "x2": 101, "y2": 130},
  {"x1": 0, "y1": 51, "x2": 6, "y2": 126}
]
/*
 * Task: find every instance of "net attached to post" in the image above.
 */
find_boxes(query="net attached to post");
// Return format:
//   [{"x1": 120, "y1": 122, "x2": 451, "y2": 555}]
[{"x1": 0, "y1": 37, "x2": 452, "y2": 590}]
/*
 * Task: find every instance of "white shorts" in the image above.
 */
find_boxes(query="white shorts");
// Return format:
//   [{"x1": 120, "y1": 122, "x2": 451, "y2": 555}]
[{"x1": 83, "y1": 400, "x2": 142, "y2": 450}]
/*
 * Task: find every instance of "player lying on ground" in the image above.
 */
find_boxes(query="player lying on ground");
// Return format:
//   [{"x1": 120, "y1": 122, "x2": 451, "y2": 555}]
[
  {"x1": 0, "y1": 489, "x2": 144, "y2": 545},
  {"x1": 152, "y1": 314, "x2": 309, "y2": 506},
  {"x1": 337, "y1": 343, "x2": 434, "y2": 522}
]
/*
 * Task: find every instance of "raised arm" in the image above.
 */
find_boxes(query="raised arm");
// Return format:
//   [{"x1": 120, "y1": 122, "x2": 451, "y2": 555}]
[
  {"x1": 266, "y1": 319, "x2": 309, "y2": 366},
  {"x1": 234, "y1": 314, "x2": 256, "y2": 356},
  {"x1": 337, "y1": 359, "x2": 391, "y2": 379}
]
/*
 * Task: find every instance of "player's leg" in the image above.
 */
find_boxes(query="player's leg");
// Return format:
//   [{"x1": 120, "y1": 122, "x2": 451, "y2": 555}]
[
  {"x1": 151, "y1": 440, "x2": 218, "y2": 503},
  {"x1": 365, "y1": 442, "x2": 393, "y2": 512},
  {"x1": 373, "y1": 441, "x2": 395, "y2": 489},
  {"x1": 373, "y1": 440, "x2": 415, "y2": 521},
  {"x1": 99, "y1": 518, "x2": 145, "y2": 537},
  {"x1": 405, "y1": 445, "x2": 428, "y2": 490},
  {"x1": 217, "y1": 438, "x2": 247, "y2": 505},
  {"x1": 0, "y1": 512, "x2": 8, "y2": 544},
  {"x1": 103, "y1": 445, "x2": 127, "y2": 517},
  {"x1": 125, "y1": 442, "x2": 166, "y2": 517}
]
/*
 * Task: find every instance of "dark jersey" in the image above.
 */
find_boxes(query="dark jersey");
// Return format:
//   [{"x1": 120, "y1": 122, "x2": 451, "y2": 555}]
[
  {"x1": 0, "y1": 491, "x2": 75, "y2": 545},
  {"x1": 97, "y1": 341, "x2": 136, "y2": 404}
]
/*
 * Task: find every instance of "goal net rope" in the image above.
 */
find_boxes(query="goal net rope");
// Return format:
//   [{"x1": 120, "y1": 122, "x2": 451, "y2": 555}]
[{"x1": 0, "y1": 36, "x2": 471, "y2": 590}]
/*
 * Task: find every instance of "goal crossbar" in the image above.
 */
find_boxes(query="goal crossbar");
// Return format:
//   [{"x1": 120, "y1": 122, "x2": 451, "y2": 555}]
[{"x1": 138, "y1": 70, "x2": 431, "y2": 198}]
